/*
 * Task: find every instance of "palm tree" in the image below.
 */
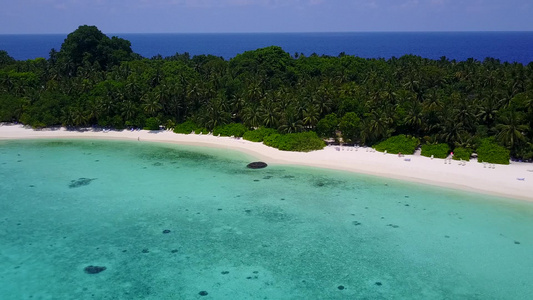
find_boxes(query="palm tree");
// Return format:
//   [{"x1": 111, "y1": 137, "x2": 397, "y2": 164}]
[
  {"x1": 141, "y1": 93, "x2": 162, "y2": 117},
  {"x1": 125, "y1": 78, "x2": 142, "y2": 101},
  {"x1": 120, "y1": 100, "x2": 137, "y2": 124},
  {"x1": 279, "y1": 113, "x2": 304, "y2": 133},
  {"x1": 86, "y1": 98, "x2": 103, "y2": 124},
  {"x1": 71, "y1": 106, "x2": 87, "y2": 127},
  {"x1": 313, "y1": 84, "x2": 334, "y2": 116},
  {"x1": 13, "y1": 97, "x2": 30, "y2": 121},
  {"x1": 403, "y1": 99, "x2": 424, "y2": 134},
  {"x1": 63, "y1": 105, "x2": 86, "y2": 127},
  {"x1": 259, "y1": 100, "x2": 279, "y2": 129},
  {"x1": 496, "y1": 109, "x2": 528, "y2": 150},
  {"x1": 451, "y1": 93, "x2": 478, "y2": 133},
  {"x1": 98, "y1": 96, "x2": 115, "y2": 117},
  {"x1": 242, "y1": 104, "x2": 261, "y2": 128},
  {"x1": 423, "y1": 88, "x2": 444, "y2": 113},
  {"x1": 302, "y1": 105, "x2": 320, "y2": 129},
  {"x1": 230, "y1": 94, "x2": 247, "y2": 122},
  {"x1": 166, "y1": 90, "x2": 185, "y2": 123},
  {"x1": 478, "y1": 90, "x2": 504, "y2": 128},
  {"x1": 454, "y1": 132, "x2": 475, "y2": 149},
  {"x1": 202, "y1": 95, "x2": 231, "y2": 130},
  {"x1": 246, "y1": 80, "x2": 264, "y2": 104},
  {"x1": 361, "y1": 109, "x2": 393, "y2": 143},
  {"x1": 187, "y1": 81, "x2": 209, "y2": 112},
  {"x1": 440, "y1": 118, "x2": 465, "y2": 146},
  {"x1": 0, "y1": 74, "x2": 14, "y2": 92},
  {"x1": 149, "y1": 67, "x2": 163, "y2": 87}
]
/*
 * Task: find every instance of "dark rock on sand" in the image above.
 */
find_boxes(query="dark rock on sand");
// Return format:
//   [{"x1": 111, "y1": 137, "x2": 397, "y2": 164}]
[
  {"x1": 69, "y1": 178, "x2": 97, "y2": 188},
  {"x1": 84, "y1": 265, "x2": 106, "y2": 274},
  {"x1": 247, "y1": 162, "x2": 268, "y2": 169}
]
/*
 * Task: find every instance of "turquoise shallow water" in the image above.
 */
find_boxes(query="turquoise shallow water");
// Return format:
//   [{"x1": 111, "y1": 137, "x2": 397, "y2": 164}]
[{"x1": 1, "y1": 139, "x2": 532, "y2": 300}]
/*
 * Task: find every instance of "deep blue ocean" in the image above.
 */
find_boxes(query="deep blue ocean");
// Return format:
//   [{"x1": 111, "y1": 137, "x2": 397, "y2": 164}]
[{"x1": 1, "y1": 32, "x2": 532, "y2": 64}]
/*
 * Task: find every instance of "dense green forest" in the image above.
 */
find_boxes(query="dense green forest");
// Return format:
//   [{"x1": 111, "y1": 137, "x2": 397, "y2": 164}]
[{"x1": 1, "y1": 26, "x2": 533, "y2": 160}]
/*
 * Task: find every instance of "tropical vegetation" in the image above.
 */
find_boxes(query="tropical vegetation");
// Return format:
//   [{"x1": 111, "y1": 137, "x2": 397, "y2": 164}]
[
  {"x1": 421, "y1": 143, "x2": 451, "y2": 159},
  {"x1": 452, "y1": 147, "x2": 473, "y2": 161},
  {"x1": 1, "y1": 25, "x2": 533, "y2": 159},
  {"x1": 374, "y1": 135, "x2": 420, "y2": 155}
]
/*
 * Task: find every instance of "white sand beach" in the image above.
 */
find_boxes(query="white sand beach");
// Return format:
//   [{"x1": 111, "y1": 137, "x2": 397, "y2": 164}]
[{"x1": 1, "y1": 123, "x2": 532, "y2": 202}]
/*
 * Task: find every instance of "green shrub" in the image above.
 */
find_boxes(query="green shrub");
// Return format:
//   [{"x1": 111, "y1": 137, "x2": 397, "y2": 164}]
[
  {"x1": 477, "y1": 138, "x2": 510, "y2": 165},
  {"x1": 374, "y1": 135, "x2": 419, "y2": 154},
  {"x1": 194, "y1": 127, "x2": 209, "y2": 134},
  {"x1": 452, "y1": 147, "x2": 473, "y2": 161},
  {"x1": 213, "y1": 123, "x2": 249, "y2": 137},
  {"x1": 263, "y1": 131, "x2": 326, "y2": 152},
  {"x1": 339, "y1": 112, "x2": 361, "y2": 143},
  {"x1": 163, "y1": 119, "x2": 176, "y2": 130},
  {"x1": 144, "y1": 117, "x2": 160, "y2": 130},
  {"x1": 421, "y1": 143, "x2": 450, "y2": 158},
  {"x1": 243, "y1": 127, "x2": 278, "y2": 142},
  {"x1": 173, "y1": 121, "x2": 198, "y2": 134},
  {"x1": 316, "y1": 113, "x2": 339, "y2": 138}
]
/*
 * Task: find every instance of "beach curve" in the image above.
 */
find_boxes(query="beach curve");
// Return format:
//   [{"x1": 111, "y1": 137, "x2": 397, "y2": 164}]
[{"x1": 1, "y1": 123, "x2": 532, "y2": 202}]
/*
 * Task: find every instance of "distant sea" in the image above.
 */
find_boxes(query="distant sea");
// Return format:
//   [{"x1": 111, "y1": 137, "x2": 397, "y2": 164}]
[{"x1": 1, "y1": 32, "x2": 533, "y2": 64}]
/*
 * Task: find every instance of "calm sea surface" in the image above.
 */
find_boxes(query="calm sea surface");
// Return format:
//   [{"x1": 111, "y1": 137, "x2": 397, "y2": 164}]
[
  {"x1": 1, "y1": 139, "x2": 532, "y2": 299},
  {"x1": 1, "y1": 32, "x2": 533, "y2": 64}
]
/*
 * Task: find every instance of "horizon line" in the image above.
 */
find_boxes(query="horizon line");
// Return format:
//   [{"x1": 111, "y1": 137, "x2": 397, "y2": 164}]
[{"x1": 1, "y1": 30, "x2": 533, "y2": 36}]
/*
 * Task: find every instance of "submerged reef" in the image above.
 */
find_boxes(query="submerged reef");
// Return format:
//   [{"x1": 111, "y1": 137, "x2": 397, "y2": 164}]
[
  {"x1": 69, "y1": 178, "x2": 97, "y2": 188},
  {"x1": 84, "y1": 265, "x2": 106, "y2": 274}
]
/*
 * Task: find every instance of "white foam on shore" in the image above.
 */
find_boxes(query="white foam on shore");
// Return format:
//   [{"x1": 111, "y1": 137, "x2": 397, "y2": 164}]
[{"x1": 1, "y1": 124, "x2": 532, "y2": 202}]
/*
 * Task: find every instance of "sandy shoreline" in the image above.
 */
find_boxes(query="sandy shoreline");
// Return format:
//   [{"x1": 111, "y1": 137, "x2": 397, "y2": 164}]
[{"x1": 1, "y1": 124, "x2": 532, "y2": 202}]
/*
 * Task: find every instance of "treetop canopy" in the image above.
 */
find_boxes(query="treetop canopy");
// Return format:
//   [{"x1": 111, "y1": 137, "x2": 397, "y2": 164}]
[{"x1": 57, "y1": 25, "x2": 135, "y2": 75}]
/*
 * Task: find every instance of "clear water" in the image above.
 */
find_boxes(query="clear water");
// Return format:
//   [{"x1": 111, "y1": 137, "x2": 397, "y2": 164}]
[
  {"x1": 1, "y1": 32, "x2": 533, "y2": 64},
  {"x1": 1, "y1": 139, "x2": 532, "y2": 300}
]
